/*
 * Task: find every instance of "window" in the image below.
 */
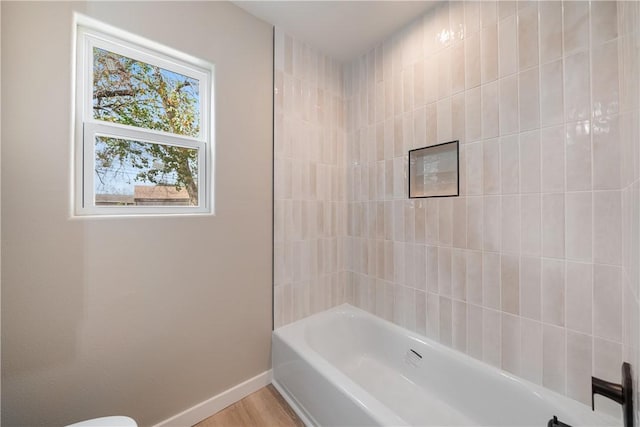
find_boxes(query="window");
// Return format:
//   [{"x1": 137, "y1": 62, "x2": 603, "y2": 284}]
[{"x1": 74, "y1": 18, "x2": 213, "y2": 215}]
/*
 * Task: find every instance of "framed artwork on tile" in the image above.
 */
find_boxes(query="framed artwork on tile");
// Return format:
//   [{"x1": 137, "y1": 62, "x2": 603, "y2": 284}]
[{"x1": 408, "y1": 140, "x2": 459, "y2": 198}]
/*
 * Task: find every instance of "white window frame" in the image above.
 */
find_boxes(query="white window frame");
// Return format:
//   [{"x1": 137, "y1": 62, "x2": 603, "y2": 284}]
[{"x1": 74, "y1": 16, "x2": 214, "y2": 216}]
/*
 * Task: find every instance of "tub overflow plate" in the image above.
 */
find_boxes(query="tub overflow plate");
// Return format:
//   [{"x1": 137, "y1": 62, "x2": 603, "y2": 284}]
[{"x1": 404, "y1": 348, "x2": 422, "y2": 367}]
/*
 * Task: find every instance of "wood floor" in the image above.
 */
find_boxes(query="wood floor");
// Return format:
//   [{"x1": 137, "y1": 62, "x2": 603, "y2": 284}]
[{"x1": 194, "y1": 385, "x2": 304, "y2": 427}]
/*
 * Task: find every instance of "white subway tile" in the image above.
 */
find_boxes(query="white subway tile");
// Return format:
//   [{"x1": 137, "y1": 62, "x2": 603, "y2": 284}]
[
  {"x1": 501, "y1": 194, "x2": 521, "y2": 254},
  {"x1": 566, "y1": 331, "x2": 593, "y2": 406},
  {"x1": 564, "y1": 51, "x2": 591, "y2": 123},
  {"x1": 453, "y1": 300, "x2": 467, "y2": 352},
  {"x1": 520, "y1": 256, "x2": 541, "y2": 320},
  {"x1": 425, "y1": 198, "x2": 438, "y2": 244},
  {"x1": 594, "y1": 265, "x2": 622, "y2": 342},
  {"x1": 483, "y1": 138, "x2": 501, "y2": 194},
  {"x1": 521, "y1": 193, "x2": 541, "y2": 256},
  {"x1": 437, "y1": 49, "x2": 452, "y2": 100},
  {"x1": 499, "y1": 75, "x2": 519, "y2": 135},
  {"x1": 501, "y1": 254, "x2": 520, "y2": 315},
  {"x1": 403, "y1": 112, "x2": 414, "y2": 152},
  {"x1": 466, "y1": 250, "x2": 483, "y2": 304},
  {"x1": 424, "y1": 56, "x2": 438, "y2": 105},
  {"x1": 426, "y1": 103, "x2": 438, "y2": 146},
  {"x1": 517, "y1": 4, "x2": 538, "y2": 70},
  {"x1": 452, "y1": 93, "x2": 466, "y2": 143},
  {"x1": 483, "y1": 195, "x2": 501, "y2": 251},
  {"x1": 438, "y1": 198, "x2": 453, "y2": 246},
  {"x1": 483, "y1": 252, "x2": 501, "y2": 310},
  {"x1": 413, "y1": 62, "x2": 425, "y2": 109},
  {"x1": 394, "y1": 241, "x2": 405, "y2": 285},
  {"x1": 539, "y1": 1, "x2": 563, "y2": 63},
  {"x1": 404, "y1": 242, "x2": 414, "y2": 286},
  {"x1": 619, "y1": 35, "x2": 640, "y2": 113},
  {"x1": 438, "y1": 246, "x2": 452, "y2": 296},
  {"x1": 458, "y1": 144, "x2": 469, "y2": 196},
  {"x1": 464, "y1": 1, "x2": 481, "y2": 36},
  {"x1": 498, "y1": 1, "x2": 516, "y2": 20},
  {"x1": 520, "y1": 130, "x2": 541, "y2": 193},
  {"x1": 565, "y1": 261, "x2": 593, "y2": 334},
  {"x1": 540, "y1": 125, "x2": 565, "y2": 192},
  {"x1": 483, "y1": 308, "x2": 502, "y2": 367},
  {"x1": 500, "y1": 135, "x2": 520, "y2": 194},
  {"x1": 593, "y1": 115, "x2": 621, "y2": 190},
  {"x1": 502, "y1": 313, "x2": 521, "y2": 375},
  {"x1": 467, "y1": 196, "x2": 483, "y2": 250},
  {"x1": 427, "y1": 292, "x2": 440, "y2": 339},
  {"x1": 452, "y1": 41, "x2": 465, "y2": 94},
  {"x1": 540, "y1": 60, "x2": 564, "y2": 127},
  {"x1": 415, "y1": 244, "x2": 426, "y2": 291},
  {"x1": 565, "y1": 192, "x2": 593, "y2": 262},
  {"x1": 563, "y1": 1, "x2": 589, "y2": 55},
  {"x1": 440, "y1": 296, "x2": 453, "y2": 346},
  {"x1": 594, "y1": 191, "x2": 622, "y2": 265},
  {"x1": 592, "y1": 40, "x2": 619, "y2": 119},
  {"x1": 452, "y1": 248, "x2": 467, "y2": 300},
  {"x1": 481, "y1": 24, "x2": 498, "y2": 83},
  {"x1": 467, "y1": 303, "x2": 484, "y2": 359},
  {"x1": 452, "y1": 197, "x2": 467, "y2": 248},
  {"x1": 591, "y1": 1, "x2": 618, "y2": 45},
  {"x1": 482, "y1": 81, "x2": 499, "y2": 139},
  {"x1": 465, "y1": 32, "x2": 481, "y2": 89},
  {"x1": 543, "y1": 324, "x2": 566, "y2": 394},
  {"x1": 520, "y1": 318, "x2": 543, "y2": 384},
  {"x1": 466, "y1": 141, "x2": 484, "y2": 195},
  {"x1": 465, "y1": 86, "x2": 482, "y2": 142},
  {"x1": 498, "y1": 15, "x2": 517, "y2": 77},
  {"x1": 481, "y1": 1, "x2": 497, "y2": 29},
  {"x1": 416, "y1": 290, "x2": 427, "y2": 336},
  {"x1": 518, "y1": 67, "x2": 540, "y2": 131},
  {"x1": 427, "y1": 245, "x2": 438, "y2": 293},
  {"x1": 414, "y1": 200, "x2": 426, "y2": 244},
  {"x1": 542, "y1": 258, "x2": 565, "y2": 326},
  {"x1": 565, "y1": 120, "x2": 592, "y2": 191},
  {"x1": 437, "y1": 97, "x2": 453, "y2": 143}
]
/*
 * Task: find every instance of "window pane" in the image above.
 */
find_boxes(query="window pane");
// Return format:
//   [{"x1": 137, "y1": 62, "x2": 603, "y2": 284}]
[
  {"x1": 94, "y1": 136, "x2": 199, "y2": 207},
  {"x1": 93, "y1": 47, "x2": 200, "y2": 137}
]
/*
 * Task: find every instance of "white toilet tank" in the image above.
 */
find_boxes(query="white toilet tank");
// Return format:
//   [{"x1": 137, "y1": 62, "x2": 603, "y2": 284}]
[{"x1": 66, "y1": 416, "x2": 137, "y2": 427}]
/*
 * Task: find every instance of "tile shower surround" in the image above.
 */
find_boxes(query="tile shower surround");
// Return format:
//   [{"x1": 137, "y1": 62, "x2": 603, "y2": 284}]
[
  {"x1": 273, "y1": 28, "x2": 348, "y2": 328},
  {"x1": 274, "y1": 1, "x2": 640, "y2": 420}
]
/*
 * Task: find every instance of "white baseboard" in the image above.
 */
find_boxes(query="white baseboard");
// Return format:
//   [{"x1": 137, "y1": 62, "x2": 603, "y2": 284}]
[{"x1": 152, "y1": 370, "x2": 272, "y2": 427}]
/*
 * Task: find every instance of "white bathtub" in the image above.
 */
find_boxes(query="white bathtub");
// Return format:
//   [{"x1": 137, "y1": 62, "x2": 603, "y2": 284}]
[{"x1": 272, "y1": 304, "x2": 620, "y2": 427}]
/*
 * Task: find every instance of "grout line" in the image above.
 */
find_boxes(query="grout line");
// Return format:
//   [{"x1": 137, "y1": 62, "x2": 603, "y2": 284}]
[
  {"x1": 559, "y1": 0, "x2": 571, "y2": 395},
  {"x1": 272, "y1": 26, "x2": 276, "y2": 331}
]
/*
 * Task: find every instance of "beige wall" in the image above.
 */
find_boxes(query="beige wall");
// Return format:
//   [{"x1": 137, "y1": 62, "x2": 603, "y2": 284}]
[{"x1": 1, "y1": 2, "x2": 273, "y2": 426}]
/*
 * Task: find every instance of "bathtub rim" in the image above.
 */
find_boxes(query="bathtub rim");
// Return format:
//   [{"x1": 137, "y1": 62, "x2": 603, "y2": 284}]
[{"x1": 273, "y1": 303, "x2": 621, "y2": 427}]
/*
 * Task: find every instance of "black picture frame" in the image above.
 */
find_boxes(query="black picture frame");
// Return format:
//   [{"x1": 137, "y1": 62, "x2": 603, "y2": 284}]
[{"x1": 407, "y1": 140, "x2": 460, "y2": 199}]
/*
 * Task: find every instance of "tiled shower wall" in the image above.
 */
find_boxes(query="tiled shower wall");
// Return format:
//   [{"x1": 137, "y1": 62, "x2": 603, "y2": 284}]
[
  {"x1": 273, "y1": 0, "x2": 640, "y2": 418},
  {"x1": 620, "y1": 0, "x2": 640, "y2": 419},
  {"x1": 343, "y1": 0, "x2": 639, "y2": 417},
  {"x1": 273, "y1": 29, "x2": 348, "y2": 327}
]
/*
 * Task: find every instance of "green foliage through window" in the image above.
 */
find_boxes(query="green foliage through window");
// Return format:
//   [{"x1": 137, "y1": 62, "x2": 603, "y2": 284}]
[
  {"x1": 94, "y1": 137, "x2": 198, "y2": 206},
  {"x1": 91, "y1": 47, "x2": 202, "y2": 206}
]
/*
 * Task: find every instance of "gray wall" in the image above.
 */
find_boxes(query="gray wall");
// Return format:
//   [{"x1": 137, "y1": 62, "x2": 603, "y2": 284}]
[{"x1": 1, "y1": 2, "x2": 273, "y2": 426}]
